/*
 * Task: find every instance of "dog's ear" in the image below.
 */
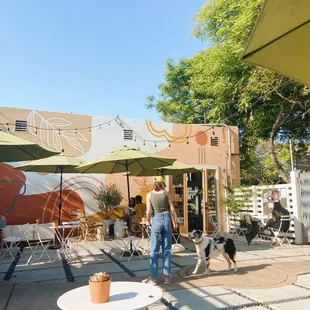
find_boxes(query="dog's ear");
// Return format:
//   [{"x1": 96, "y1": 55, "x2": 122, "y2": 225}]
[{"x1": 198, "y1": 230, "x2": 203, "y2": 234}]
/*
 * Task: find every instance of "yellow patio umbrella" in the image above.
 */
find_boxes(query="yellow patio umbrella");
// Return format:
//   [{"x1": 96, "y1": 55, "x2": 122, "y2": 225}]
[
  {"x1": 15, "y1": 152, "x2": 84, "y2": 225},
  {"x1": 76, "y1": 147, "x2": 176, "y2": 247},
  {"x1": 131, "y1": 161, "x2": 200, "y2": 177},
  {"x1": 242, "y1": 0, "x2": 310, "y2": 86},
  {"x1": 0, "y1": 131, "x2": 58, "y2": 162}
]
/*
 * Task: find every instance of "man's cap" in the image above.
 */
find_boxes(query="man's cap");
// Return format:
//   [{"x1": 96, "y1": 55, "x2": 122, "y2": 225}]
[{"x1": 154, "y1": 176, "x2": 165, "y2": 184}]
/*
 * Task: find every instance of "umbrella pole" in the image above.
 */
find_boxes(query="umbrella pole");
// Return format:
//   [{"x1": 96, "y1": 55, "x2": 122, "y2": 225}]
[
  {"x1": 126, "y1": 164, "x2": 134, "y2": 253},
  {"x1": 122, "y1": 162, "x2": 141, "y2": 257},
  {"x1": 58, "y1": 167, "x2": 63, "y2": 224},
  {"x1": 49, "y1": 167, "x2": 63, "y2": 250}
]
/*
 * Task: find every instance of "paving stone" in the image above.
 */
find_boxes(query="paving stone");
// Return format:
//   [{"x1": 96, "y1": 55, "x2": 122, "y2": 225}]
[
  {"x1": 164, "y1": 286, "x2": 254, "y2": 309},
  {"x1": 235, "y1": 285, "x2": 310, "y2": 303},
  {"x1": 10, "y1": 266, "x2": 66, "y2": 283},
  {"x1": 296, "y1": 274, "x2": 310, "y2": 289},
  {"x1": 73, "y1": 253, "x2": 113, "y2": 263},
  {"x1": 0, "y1": 282, "x2": 14, "y2": 310},
  {"x1": 242, "y1": 307, "x2": 268, "y2": 310},
  {"x1": 15, "y1": 260, "x2": 62, "y2": 271},
  {"x1": 5, "y1": 282, "x2": 81, "y2": 310},
  {"x1": 70, "y1": 261, "x2": 123, "y2": 277},
  {"x1": 0, "y1": 262, "x2": 11, "y2": 273},
  {"x1": 270, "y1": 298, "x2": 310, "y2": 310},
  {"x1": 274, "y1": 256, "x2": 310, "y2": 262},
  {"x1": 122, "y1": 259, "x2": 155, "y2": 271},
  {"x1": 148, "y1": 301, "x2": 169, "y2": 309}
]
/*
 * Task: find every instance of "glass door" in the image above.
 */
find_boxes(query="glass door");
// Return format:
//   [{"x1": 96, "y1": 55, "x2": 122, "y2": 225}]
[
  {"x1": 187, "y1": 171, "x2": 203, "y2": 232},
  {"x1": 204, "y1": 170, "x2": 218, "y2": 233},
  {"x1": 171, "y1": 174, "x2": 185, "y2": 232}
]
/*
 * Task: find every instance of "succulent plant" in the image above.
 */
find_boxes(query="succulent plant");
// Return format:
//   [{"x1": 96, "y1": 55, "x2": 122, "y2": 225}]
[{"x1": 89, "y1": 272, "x2": 110, "y2": 282}]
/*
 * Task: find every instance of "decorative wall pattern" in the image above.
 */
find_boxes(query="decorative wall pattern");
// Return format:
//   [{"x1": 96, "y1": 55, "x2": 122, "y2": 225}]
[{"x1": 0, "y1": 107, "x2": 240, "y2": 226}]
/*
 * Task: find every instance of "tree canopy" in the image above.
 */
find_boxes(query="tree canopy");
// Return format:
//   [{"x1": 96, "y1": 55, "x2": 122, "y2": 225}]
[{"x1": 147, "y1": 0, "x2": 310, "y2": 184}]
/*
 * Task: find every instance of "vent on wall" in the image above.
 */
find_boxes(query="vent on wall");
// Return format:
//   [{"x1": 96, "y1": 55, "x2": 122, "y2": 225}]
[
  {"x1": 123, "y1": 129, "x2": 133, "y2": 140},
  {"x1": 211, "y1": 137, "x2": 219, "y2": 146},
  {"x1": 15, "y1": 120, "x2": 27, "y2": 132}
]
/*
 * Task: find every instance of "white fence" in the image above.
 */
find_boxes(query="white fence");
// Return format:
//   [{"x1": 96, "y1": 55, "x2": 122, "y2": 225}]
[
  {"x1": 228, "y1": 183, "x2": 297, "y2": 240},
  {"x1": 228, "y1": 171, "x2": 308, "y2": 244}
]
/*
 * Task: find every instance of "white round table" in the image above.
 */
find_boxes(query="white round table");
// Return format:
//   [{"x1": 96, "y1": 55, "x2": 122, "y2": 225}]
[{"x1": 57, "y1": 281, "x2": 163, "y2": 310}]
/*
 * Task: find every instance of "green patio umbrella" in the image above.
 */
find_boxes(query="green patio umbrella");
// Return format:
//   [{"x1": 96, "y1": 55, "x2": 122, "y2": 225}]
[
  {"x1": 0, "y1": 131, "x2": 58, "y2": 162},
  {"x1": 15, "y1": 151, "x2": 84, "y2": 224},
  {"x1": 242, "y1": 0, "x2": 310, "y2": 86},
  {"x1": 131, "y1": 161, "x2": 200, "y2": 177},
  {"x1": 76, "y1": 147, "x2": 176, "y2": 249}
]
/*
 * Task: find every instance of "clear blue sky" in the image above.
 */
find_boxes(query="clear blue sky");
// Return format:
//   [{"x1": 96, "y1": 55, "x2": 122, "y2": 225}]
[{"x1": 0, "y1": 0, "x2": 209, "y2": 121}]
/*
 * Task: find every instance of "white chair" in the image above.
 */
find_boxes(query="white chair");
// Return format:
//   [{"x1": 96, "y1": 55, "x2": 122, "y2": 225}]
[
  {"x1": 209, "y1": 210, "x2": 224, "y2": 237},
  {"x1": 17, "y1": 223, "x2": 39, "y2": 264},
  {"x1": 33, "y1": 224, "x2": 54, "y2": 263},
  {"x1": 271, "y1": 215, "x2": 292, "y2": 246},
  {"x1": 120, "y1": 233, "x2": 143, "y2": 261},
  {"x1": 0, "y1": 235, "x2": 22, "y2": 261}
]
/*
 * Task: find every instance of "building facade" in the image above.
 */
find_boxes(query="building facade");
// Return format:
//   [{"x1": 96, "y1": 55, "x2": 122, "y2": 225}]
[{"x1": 0, "y1": 107, "x2": 240, "y2": 233}]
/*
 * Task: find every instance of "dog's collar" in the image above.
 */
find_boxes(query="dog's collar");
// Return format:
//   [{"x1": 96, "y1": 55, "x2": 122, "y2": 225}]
[{"x1": 193, "y1": 237, "x2": 204, "y2": 245}]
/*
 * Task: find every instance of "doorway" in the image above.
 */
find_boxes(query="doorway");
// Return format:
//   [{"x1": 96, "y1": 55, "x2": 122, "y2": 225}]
[{"x1": 187, "y1": 171, "x2": 203, "y2": 232}]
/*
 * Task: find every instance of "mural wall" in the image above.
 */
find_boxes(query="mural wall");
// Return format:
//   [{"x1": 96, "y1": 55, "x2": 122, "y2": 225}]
[{"x1": 0, "y1": 107, "x2": 240, "y2": 225}]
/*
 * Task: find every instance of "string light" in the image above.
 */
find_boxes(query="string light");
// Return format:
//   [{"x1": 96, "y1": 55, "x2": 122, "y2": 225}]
[
  {"x1": 211, "y1": 127, "x2": 215, "y2": 139},
  {"x1": 1, "y1": 116, "x2": 221, "y2": 147},
  {"x1": 1, "y1": 117, "x2": 118, "y2": 134}
]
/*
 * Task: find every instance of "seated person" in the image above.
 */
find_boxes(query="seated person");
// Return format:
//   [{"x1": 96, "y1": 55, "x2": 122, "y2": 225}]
[
  {"x1": 133, "y1": 195, "x2": 146, "y2": 217},
  {"x1": 124, "y1": 197, "x2": 136, "y2": 227},
  {"x1": 263, "y1": 201, "x2": 290, "y2": 244}
]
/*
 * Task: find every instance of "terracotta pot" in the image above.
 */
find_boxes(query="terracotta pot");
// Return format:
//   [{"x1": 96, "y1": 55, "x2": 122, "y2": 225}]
[
  {"x1": 52, "y1": 222, "x2": 58, "y2": 228},
  {"x1": 89, "y1": 279, "x2": 111, "y2": 304}
]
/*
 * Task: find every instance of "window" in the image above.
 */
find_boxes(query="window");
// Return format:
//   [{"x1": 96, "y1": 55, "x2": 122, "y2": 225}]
[
  {"x1": 123, "y1": 129, "x2": 133, "y2": 140},
  {"x1": 15, "y1": 120, "x2": 27, "y2": 132}
]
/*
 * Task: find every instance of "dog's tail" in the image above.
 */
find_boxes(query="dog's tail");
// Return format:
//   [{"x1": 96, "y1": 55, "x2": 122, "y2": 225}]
[{"x1": 225, "y1": 238, "x2": 236, "y2": 261}]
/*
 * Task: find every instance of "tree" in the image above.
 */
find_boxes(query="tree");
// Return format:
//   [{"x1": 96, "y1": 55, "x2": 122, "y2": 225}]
[{"x1": 147, "y1": 0, "x2": 310, "y2": 184}]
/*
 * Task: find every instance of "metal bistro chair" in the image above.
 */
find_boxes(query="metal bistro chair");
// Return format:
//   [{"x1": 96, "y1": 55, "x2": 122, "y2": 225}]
[
  {"x1": 0, "y1": 227, "x2": 23, "y2": 261},
  {"x1": 208, "y1": 210, "x2": 224, "y2": 237},
  {"x1": 271, "y1": 215, "x2": 292, "y2": 246}
]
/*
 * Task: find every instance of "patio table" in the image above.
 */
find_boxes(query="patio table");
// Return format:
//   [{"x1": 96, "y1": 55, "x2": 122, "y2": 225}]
[
  {"x1": 49, "y1": 224, "x2": 79, "y2": 261},
  {"x1": 57, "y1": 281, "x2": 163, "y2": 310}
]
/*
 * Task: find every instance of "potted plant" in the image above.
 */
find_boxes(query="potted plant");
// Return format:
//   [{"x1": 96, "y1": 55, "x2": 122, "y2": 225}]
[
  {"x1": 89, "y1": 272, "x2": 111, "y2": 304},
  {"x1": 94, "y1": 183, "x2": 122, "y2": 239},
  {"x1": 94, "y1": 183, "x2": 123, "y2": 220},
  {"x1": 52, "y1": 219, "x2": 58, "y2": 228}
]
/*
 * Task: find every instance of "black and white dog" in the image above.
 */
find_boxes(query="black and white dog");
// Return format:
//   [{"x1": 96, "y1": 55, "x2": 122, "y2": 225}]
[{"x1": 189, "y1": 230, "x2": 237, "y2": 275}]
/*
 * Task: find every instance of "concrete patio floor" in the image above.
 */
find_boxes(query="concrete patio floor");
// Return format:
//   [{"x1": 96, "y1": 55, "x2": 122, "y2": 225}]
[{"x1": 1, "y1": 236, "x2": 310, "y2": 309}]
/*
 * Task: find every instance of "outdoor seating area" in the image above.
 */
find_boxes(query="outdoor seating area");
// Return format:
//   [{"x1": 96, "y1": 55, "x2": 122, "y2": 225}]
[
  {"x1": 1, "y1": 234, "x2": 310, "y2": 309},
  {"x1": 0, "y1": 232, "x2": 308, "y2": 284}
]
